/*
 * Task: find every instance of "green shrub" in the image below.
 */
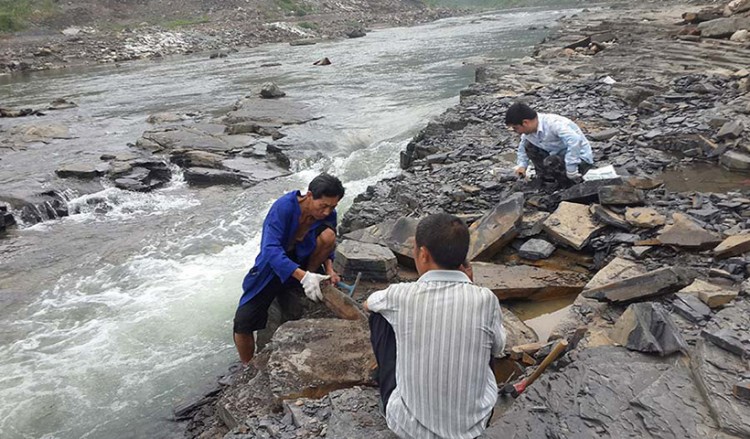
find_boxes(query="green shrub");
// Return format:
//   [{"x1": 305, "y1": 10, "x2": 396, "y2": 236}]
[{"x1": 0, "y1": 0, "x2": 57, "y2": 32}]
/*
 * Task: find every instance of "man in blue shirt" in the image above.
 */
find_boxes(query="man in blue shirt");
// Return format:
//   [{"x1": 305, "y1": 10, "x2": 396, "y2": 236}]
[
  {"x1": 505, "y1": 102, "x2": 595, "y2": 187},
  {"x1": 234, "y1": 173, "x2": 345, "y2": 364}
]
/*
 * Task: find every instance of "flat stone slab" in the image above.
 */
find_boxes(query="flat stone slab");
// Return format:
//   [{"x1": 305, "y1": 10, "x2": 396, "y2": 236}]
[
  {"x1": 714, "y1": 233, "x2": 750, "y2": 259},
  {"x1": 137, "y1": 126, "x2": 234, "y2": 153},
  {"x1": 183, "y1": 167, "x2": 250, "y2": 187},
  {"x1": 518, "y1": 239, "x2": 556, "y2": 260},
  {"x1": 625, "y1": 207, "x2": 666, "y2": 228},
  {"x1": 543, "y1": 201, "x2": 604, "y2": 250},
  {"x1": 473, "y1": 262, "x2": 588, "y2": 301},
  {"x1": 658, "y1": 213, "x2": 722, "y2": 250},
  {"x1": 583, "y1": 257, "x2": 646, "y2": 292},
  {"x1": 583, "y1": 266, "x2": 694, "y2": 302},
  {"x1": 334, "y1": 239, "x2": 397, "y2": 281},
  {"x1": 225, "y1": 97, "x2": 319, "y2": 125},
  {"x1": 343, "y1": 217, "x2": 419, "y2": 267},
  {"x1": 467, "y1": 192, "x2": 524, "y2": 261},
  {"x1": 597, "y1": 185, "x2": 645, "y2": 206},
  {"x1": 267, "y1": 319, "x2": 375, "y2": 400},
  {"x1": 672, "y1": 293, "x2": 712, "y2": 323},
  {"x1": 680, "y1": 279, "x2": 739, "y2": 308},
  {"x1": 221, "y1": 157, "x2": 290, "y2": 181},
  {"x1": 720, "y1": 150, "x2": 750, "y2": 171},
  {"x1": 487, "y1": 347, "x2": 723, "y2": 439},
  {"x1": 559, "y1": 178, "x2": 623, "y2": 204},
  {"x1": 591, "y1": 204, "x2": 631, "y2": 230},
  {"x1": 611, "y1": 302, "x2": 688, "y2": 355},
  {"x1": 699, "y1": 16, "x2": 750, "y2": 38},
  {"x1": 55, "y1": 162, "x2": 108, "y2": 179}
]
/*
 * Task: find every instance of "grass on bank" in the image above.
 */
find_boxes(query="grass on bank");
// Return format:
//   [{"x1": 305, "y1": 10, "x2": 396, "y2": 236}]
[
  {"x1": 0, "y1": 0, "x2": 57, "y2": 32},
  {"x1": 423, "y1": 0, "x2": 586, "y2": 10},
  {"x1": 162, "y1": 15, "x2": 211, "y2": 29}
]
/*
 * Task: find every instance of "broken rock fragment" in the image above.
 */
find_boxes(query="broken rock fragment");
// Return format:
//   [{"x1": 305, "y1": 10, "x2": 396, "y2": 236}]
[
  {"x1": 583, "y1": 266, "x2": 693, "y2": 302},
  {"x1": 658, "y1": 213, "x2": 722, "y2": 250},
  {"x1": 467, "y1": 192, "x2": 523, "y2": 261},
  {"x1": 680, "y1": 279, "x2": 739, "y2": 308},
  {"x1": 334, "y1": 240, "x2": 397, "y2": 281},
  {"x1": 543, "y1": 201, "x2": 604, "y2": 250},
  {"x1": 611, "y1": 302, "x2": 688, "y2": 355},
  {"x1": 625, "y1": 207, "x2": 666, "y2": 228}
]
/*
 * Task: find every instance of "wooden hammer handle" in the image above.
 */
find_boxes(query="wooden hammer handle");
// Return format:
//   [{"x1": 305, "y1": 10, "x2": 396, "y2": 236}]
[{"x1": 525, "y1": 339, "x2": 568, "y2": 387}]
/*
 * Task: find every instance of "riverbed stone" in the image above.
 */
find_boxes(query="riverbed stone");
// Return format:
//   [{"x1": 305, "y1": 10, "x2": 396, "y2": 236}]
[
  {"x1": 611, "y1": 302, "x2": 688, "y2": 355},
  {"x1": 226, "y1": 96, "x2": 319, "y2": 125},
  {"x1": 183, "y1": 167, "x2": 250, "y2": 187},
  {"x1": 721, "y1": 150, "x2": 750, "y2": 170},
  {"x1": 714, "y1": 233, "x2": 750, "y2": 259},
  {"x1": 55, "y1": 162, "x2": 108, "y2": 179},
  {"x1": 518, "y1": 239, "x2": 556, "y2": 260},
  {"x1": 559, "y1": 178, "x2": 622, "y2": 204},
  {"x1": 487, "y1": 347, "x2": 722, "y2": 439},
  {"x1": 137, "y1": 126, "x2": 233, "y2": 153},
  {"x1": 260, "y1": 82, "x2": 286, "y2": 99},
  {"x1": 658, "y1": 213, "x2": 722, "y2": 250},
  {"x1": 472, "y1": 261, "x2": 588, "y2": 301},
  {"x1": 717, "y1": 120, "x2": 744, "y2": 139},
  {"x1": 698, "y1": 16, "x2": 750, "y2": 38},
  {"x1": 333, "y1": 240, "x2": 397, "y2": 281},
  {"x1": 543, "y1": 201, "x2": 604, "y2": 250},
  {"x1": 169, "y1": 149, "x2": 225, "y2": 168},
  {"x1": 625, "y1": 207, "x2": 666, "y2": 228},
  {"x1": 267, "y1": 319, "x2": 375, "y2": 400},
  {"x1": 466, "y1": 192, "x2": 523, "y2": 261},
  {"x1": 343, "y1": 217, "x2": 419, "y2": 267},
  {"x1": 222, "y1": 157, "x2": 290, "y2": 181},
  {"x1": 680, "y1": 279, "x2": 739, "y2": 308},
  {"x1": 597, "y1": 185, "x2": 645, "y2": 206},
  {"x1": 584, "y1": 266, "x2": 694, "y2": 302}
]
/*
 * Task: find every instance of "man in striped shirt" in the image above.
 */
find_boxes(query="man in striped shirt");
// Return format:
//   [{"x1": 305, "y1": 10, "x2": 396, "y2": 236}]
[{"x1": 364, "y1": 213, "x2": 506, "y2": 439}]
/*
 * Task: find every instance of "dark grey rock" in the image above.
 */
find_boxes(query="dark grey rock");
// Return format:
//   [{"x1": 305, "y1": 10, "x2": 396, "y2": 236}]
[
  {"x1": 701, "y1": 329, "x2": 750, "y2": 357},
  {"x1": 591, "y1": 204, "x2": 631, "y2": 230},
  {"x1": 598, "y1": 185, "x2": 645, "y2": 206},
  {"x1": 519, "y1": 239, "x2": 556, "y2": 260},
  {"x1": 584, "y1": 267, "x2": 694, "y2": 302},
  {"x1": 345, "y1": 29, "x2": 366, "y2": 38},
  {"x1": 55, "y1": 163, "x2": 108, "y2": 179},
  {"x1": 467, "y1": 192, "x2": 524, "y2": 261},
  {"x1": 721, "y1": 150, "x2": 750, "y2": 171},
  {"x1": 699, "y1": 16, "x2": 750, "y2": 38},
  {"x1": 672, "y1": 293, "x2": 712, "y2": 323},
  {"x1": 560, "y1": 178, "x2": 623, "y2": 204},
  {"x1": 327, "y1": 388, "x2": 396, "y2": 438},
  {"x1": 183, "y1": 167, "x2": 250, "y2": 187},
  {"x1": 611, "y1": 302, "x2": 688, "y2": 355},
  {"x1": 717, "y1": 120, "x2": 744, "y2": 139},
  {"x1": 260, "y1": 82, "x2": 286, "y2": 99},
  {"x1": 334, "y1": 240, "x2": 397, "y2": 281}
]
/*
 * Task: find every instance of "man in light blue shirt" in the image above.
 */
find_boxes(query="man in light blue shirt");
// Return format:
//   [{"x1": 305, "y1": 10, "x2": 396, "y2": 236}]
[{"x1": 505, "y1": 102, "x2": 594, "y2": 186}]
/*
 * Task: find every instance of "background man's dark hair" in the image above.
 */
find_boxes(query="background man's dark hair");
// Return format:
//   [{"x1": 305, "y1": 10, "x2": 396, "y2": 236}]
[
  {"x1": 415, "y1": 213, "x2": 470, "y2": 270},
  {"x1": 504, "y1": 102, "x2": 538, "y2": 126},
  {"x1": 308, "y1": 173, "x2": 346, "y2": 200}
]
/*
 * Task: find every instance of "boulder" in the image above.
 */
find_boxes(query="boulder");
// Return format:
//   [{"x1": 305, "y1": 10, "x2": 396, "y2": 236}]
[
  {"x1": 313, "y1": 57, "x2": 331, "y2": 66},
  {"x1": 146, "y1": 112, "x2": 184, "y2": 124},
  {"x1": 518, "y1": 239, "x2": 556, "y2": 260},
  {"x1": 113, "y1": 161, "x2": 171, "y2": 192},
  {"x1": 698, "y1": 16, "x2": 750, "y2": 38},
  {"x1": 680, "y1": 279, "x2": 739, "y2": 308},
  {"x1": 720, "y1": 150, "x2": 750, "y2": 170},
  {"x1": 226, "y1": 97, "x2": 319, "y2": 126},
  {"x1": 672, "y1": 293, "x2": 712, "y2": 323},
  {"x1": 467, "y1": 192, "x2": 524, "y2": 261},
  {"x1": 559, "y1": 178, "x2": 622, "y2": 204},
  {"x1": 343, "y1": 217, "x2": 419, "y2": 267},
  {"x1": 583, "y1": 266, "x2": 694, "y2": 302},
  {"x1": 597, "y1": 185, "x2": 644, "y2": 206},
  {"x1": 55, "y1": 163, "x2": 108, "y2": 179},
  {"x1": 260, "y1": 82, "x2": 286, "y2": 99},
  {"x1": 333, "y1": 240, "x2": 398, "y2": 281},
  {"x1": 473, "y1": 262, "x2": 588, "y2": 301},
  {"x1": 590, "y1": 204, "x2": 630, "y2": 230},
  {"x1": 714, "y1": 233, "x2": 750, "y2": 259},
  {"x1": 169, "y1": 150, "x2": 225, "y2": 169},
  {"x1": 11, "y1": 122, "x2": 71, "y2": 141},
  {"x1": 487, "y1": 347, "x2": 722, "y2": 439},
  {"x1": 48, "y1": 98, "x2": 77, "y2": 110},
  {"x1": 267, "y1": 319, "x2": 375, "y2": 399},
  {"x1": 182, "y1": 167, "x2": 250, "y2": 187},
  {"x1": 327, "y1": 388, "x2": 396, "y2": 438},
  {"x1": 345, "y1": 29, "x2": 366, "y2": 38},
  {"x1": 543, "y1": 201, "x2": 604, "y2": 250},
  {"x1": 730, "y1": 29, "x2": 750, "y2": 41},
  {"x1": 658, "y1": 213, "x2": 722, "y2": 250},
  {"x1": 625, "y1": 207, "x2": 666, "y2": 228},
  {"x1": 137, "y1": 126, "x2": 233, "y2": 153},
  {"x1": 724, "y1": 0, "x2": 750, "y2": 16},
  {"x1": 717, "y1": 120, "x2": 744, "y2": 139},
  {"x1": 611, "y1": 302, "x2": 688, "y2": 355}
]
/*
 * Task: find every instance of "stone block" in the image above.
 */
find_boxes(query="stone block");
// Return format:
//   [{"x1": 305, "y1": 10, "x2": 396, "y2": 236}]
[
  {"x1": 734, "y1": 382, "x2": 750, "y2": 401},
  {"x1": 543, "y1": 201, "x2": 604, "y2": 250},
  {"x1": 672, "y1": 293, "x2": 712, "y2": 323},
  {"x1": 625, "y1": 207, "x2": 666, "y2": 228},
  {"x1": 720, "y1": 150, "x2": 750, "y2": 171},
  {"x1": 701, "y1": 328, "x2": 750, "y2": 357},
  {"x1": 583, "y1": 257, "x2": 646, "y2": 292},
  {"x1": 658, "y1": 213, "x2": 722, "y2": 250},
  {"x1": 698, "y1": 16, "x2": 750, "y2": 38},
  {"x1": 680, "y1": 279, "x2": 739, "y2": 308},
  {"x1": 518, "y1": 239, "x2": 556, "y2": 260},
  {"x1": 334, "y1": 240, "x2": 397, "y2": 281},
  {"x1": 467, "y1": 192, "x2": 524, "y2": 261},
  {"x1": 714, "y1": 233, "x2": 750, "y2": 259},
  {"x1": 717, "y1": 120, "x2": 744, "y2": 139},
  {"x1": 267, "y1": 319, "x2": 375, "y2": 399},
  {"x1": 344, "y1": 217, "x2": 419, "y2": 267},
  {"x1": 559, "y1": 178, "x2": 622, "y2": 204},
  {"x1": 611, "y1": 302, "x2": 688, "y2": 355},
  {"x1": 473, "y1": 262, "x2": 588, "y2": 301},
  {"x1": 583, "y1": 267, "x2": 694, "y2": 302},
  {"x1": 591, "y1": 204, "x2": 631, "y2": 230},
  {"x1": 55, "y1": 163, "x2": 107, "y2": 179}
]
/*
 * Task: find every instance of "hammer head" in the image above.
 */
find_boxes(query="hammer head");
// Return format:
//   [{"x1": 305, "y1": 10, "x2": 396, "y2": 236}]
[
  {"x1": 336, "y1": 272, "x2": 362, "y2": 297},
  {"x1": 498, "y1": 380, "x2": 526, "y2": 398}
]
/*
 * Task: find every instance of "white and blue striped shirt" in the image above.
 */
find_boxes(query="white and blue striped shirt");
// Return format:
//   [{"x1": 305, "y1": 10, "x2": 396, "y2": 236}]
[
  {"x1": 516, "y1": 113, "x2": 594, "y2": 174},
  {"x1": 368, "y1": 270, "x2": 506, "y2": 439}
]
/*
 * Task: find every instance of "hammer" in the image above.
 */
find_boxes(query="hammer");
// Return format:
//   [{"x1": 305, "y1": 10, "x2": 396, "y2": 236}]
[
  {"x1": 499, "y1": 339, "x2": 568, "y2": 398},
  {"x1": 336, "y1": 272, "x2": 361, "y2": 297}
]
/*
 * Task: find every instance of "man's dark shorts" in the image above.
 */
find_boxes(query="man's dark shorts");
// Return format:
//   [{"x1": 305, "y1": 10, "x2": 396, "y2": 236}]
[{"x1": 233, "y1": 276, "x2": 302, "y2": 334}]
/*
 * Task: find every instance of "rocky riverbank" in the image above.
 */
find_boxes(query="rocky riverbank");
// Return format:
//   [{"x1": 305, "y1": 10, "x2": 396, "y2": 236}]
[
  {"x1": 0, "y1": 0, "x2": 460, "y2": 74},
  {"x1": 177, "y1": 1, "x2": 750, "y2": 438}
]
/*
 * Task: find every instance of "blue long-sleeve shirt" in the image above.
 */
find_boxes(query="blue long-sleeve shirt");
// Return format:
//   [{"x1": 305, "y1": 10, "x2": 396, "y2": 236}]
[
  {"x1": 239, "y1": 191, "x2": 336, "y2": 308},
  {"x1": 516, "y1": 113, "x2": 594, "y2": 174}
]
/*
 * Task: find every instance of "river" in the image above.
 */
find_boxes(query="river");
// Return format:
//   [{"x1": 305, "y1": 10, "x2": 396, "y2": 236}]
[{"x1": 0, "y1": 6, "x2": 579, "y2": 438}]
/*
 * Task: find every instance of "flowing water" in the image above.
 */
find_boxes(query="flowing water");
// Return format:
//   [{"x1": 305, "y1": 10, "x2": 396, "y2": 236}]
[{"x1": 0, "y1": 7, "x2": 581, "y2": 439}]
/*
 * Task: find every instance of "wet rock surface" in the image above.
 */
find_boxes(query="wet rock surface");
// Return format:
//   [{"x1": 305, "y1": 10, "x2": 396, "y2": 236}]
[{"x1": 333, "y1": 240, "x2": 398, "y2": 282}]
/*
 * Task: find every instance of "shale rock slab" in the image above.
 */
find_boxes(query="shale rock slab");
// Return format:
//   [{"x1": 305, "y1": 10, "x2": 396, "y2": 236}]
[
  {"x1": 333, "y1": 240, "x2": 397, "y2": 282},
  {"x1": 467, "y1": 192, "x2": 524, "y2": 261},
  {"x1": 584, "y1": 266, "x2": 694, "y2": 302},
  {"x1": 658, "y1": 213, "x2": 722, "y2": 250},
  {"x1": 714, "y1": 233, "x2": 750, "y2": 259},
  {"x1": 680, "y1": 279, "x2": 739, "y2": 308},
  {"x1": 473, "y1": 262, "x2": 588, "y2": 301},
  {"x1": 610, "y1": 302, "x2": 688, "y2": 355},
  {"x1": 543, "y1": 201, "x2": 604, "y2": 250}
]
